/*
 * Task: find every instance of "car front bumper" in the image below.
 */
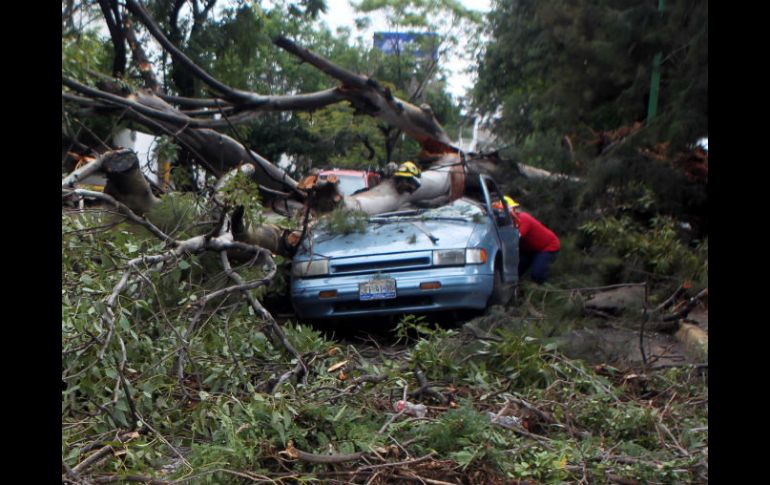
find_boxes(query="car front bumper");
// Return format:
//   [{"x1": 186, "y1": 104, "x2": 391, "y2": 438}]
[{"x1": 291, "y1": 266, "x2": 494, "y2": 319}]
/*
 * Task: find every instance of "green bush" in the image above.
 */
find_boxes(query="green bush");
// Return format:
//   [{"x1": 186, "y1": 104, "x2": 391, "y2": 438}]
[{"x1": 579, "y1": 215, "x2": 707, "y2": 286}]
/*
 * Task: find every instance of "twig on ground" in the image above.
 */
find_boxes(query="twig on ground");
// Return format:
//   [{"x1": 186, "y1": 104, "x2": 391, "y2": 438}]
[
  {"x1": 91, "y1": 476, "x2": 170, "y2": 484},
  {"x1": 409, "y1": 365, "x2": 448, "y2": 405},
  {"x1": 394, "y1": 472, "x2": 459, "y2": 485},
  {"x1": 531, "y1": 282, "x2": 647, "y2": 293},
  {"x1": 378, "y1": 409, "x2": 406, "y2": 434},
  {"x1": 71, "y1": 431, "x2": 140, "y2": 475},
  {"x1": 356, "y1": 452, "x2": 436, "y2": 472},
  {"x1": 280, "y1": 444, "x2": 365, "y2": 464},
  {"x1": 137, "y1": 413, "x2": 193, "y2": 472},
  {"x1": 654, "y1": 283, "x2": 688, "y2": 313}
]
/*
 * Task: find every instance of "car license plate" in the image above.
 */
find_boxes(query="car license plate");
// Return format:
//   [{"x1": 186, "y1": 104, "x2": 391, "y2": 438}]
[{"x1": 359, "y1": 279, "x2": 396, "y2": 301}]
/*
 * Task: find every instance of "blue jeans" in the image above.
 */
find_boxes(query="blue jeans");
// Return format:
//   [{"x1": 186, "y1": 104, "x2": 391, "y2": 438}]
[{"x1": 519, "y1": 251, "x2": 558, "y2": 284}]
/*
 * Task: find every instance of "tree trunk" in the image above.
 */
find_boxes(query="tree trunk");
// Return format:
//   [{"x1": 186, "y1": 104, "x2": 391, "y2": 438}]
[{"x1": 101, "y1": 150, "x2": 159, "y2": 215}]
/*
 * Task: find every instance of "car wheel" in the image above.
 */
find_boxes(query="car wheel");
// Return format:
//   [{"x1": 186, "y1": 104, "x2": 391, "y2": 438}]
[{"x1": 489, "y1": 267, "x2": 514, "y2": 307}]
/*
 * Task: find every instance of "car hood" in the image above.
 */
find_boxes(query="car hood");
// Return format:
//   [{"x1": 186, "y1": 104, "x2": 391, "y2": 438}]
[{"x1": 299, "y1": 218, "x2": 482, "y2": 259}]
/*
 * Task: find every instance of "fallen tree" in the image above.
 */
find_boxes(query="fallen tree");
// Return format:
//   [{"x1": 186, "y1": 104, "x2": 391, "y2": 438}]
[
  {"x1": 61, "y1": 4, "x2": 708, "y2": 484},
  {"x1": 62, "y1": 1, "x2": 492, "y2": 411},
  {"x1": 63, "y1": 0, "x2": 518, "y2": 260}
]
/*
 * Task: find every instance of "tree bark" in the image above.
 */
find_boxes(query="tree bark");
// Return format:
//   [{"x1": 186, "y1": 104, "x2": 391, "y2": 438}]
[
  {"x1": 341, "y1": 155, "x2": 466, "y2": 215},
  {"x1": 98, "y1": 0, "x2": 126, "y2": 78},
  {"x1": 101, "y1": 149, "x2": 160, "y2": 215},
  {"x1": 124, "y1": 18, "x2": 160, "y2": 92},
  {"x1": 273, "y1": 35, "x2": 457, "y2": 155}
]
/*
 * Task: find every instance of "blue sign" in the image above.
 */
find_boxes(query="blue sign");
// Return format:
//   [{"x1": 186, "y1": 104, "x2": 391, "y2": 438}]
[{"x1": 373, "y1": 32, "x2": 439, "y2": 61}]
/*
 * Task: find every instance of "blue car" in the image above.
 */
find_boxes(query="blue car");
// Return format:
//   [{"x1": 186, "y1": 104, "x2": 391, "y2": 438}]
[{"x1": 291, "y1": 175, "x2": 519, "y2": 319}]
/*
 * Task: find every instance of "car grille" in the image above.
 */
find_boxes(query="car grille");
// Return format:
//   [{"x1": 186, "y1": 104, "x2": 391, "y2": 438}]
[{"x1": 331, "y1": 256, "x2": 431, "y2": 275}]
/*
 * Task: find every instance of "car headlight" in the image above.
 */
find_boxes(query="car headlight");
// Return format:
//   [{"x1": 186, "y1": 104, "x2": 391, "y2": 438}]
[
  {"x1": 432, "y1": 249, "x2": 487, "y2": 266},
  {"x1": 465, "y1": 248, "x2": 487, "y2": 264},
  {"x1": 432, "y1": 249, "x2": 465, "y2": 266},
  {"x1": 292, "y1": 259, "x2": 329, "y2": 277}
]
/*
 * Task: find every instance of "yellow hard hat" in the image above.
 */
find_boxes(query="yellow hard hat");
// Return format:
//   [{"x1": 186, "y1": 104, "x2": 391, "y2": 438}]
[
  {"x1": 504, "y1": 196, "x2": 519, "y2": 208},
  {"x1": 493, "y1": 196, "x2": 520, "y2": 211},
  {"x1": 394, "y1": 161, "x2": 421, "y2": 178}
]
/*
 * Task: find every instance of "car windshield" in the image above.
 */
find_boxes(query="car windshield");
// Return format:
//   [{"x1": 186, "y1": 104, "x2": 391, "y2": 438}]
[
  {"x1": 370, "y1": 199, "x2": 485, "y2": 222},
  {"x1": 330, "y1": 174, "x2": 366, "y2": 195}
]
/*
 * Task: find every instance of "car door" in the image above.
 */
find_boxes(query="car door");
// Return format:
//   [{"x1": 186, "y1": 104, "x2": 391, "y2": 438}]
[{"x1": 480, "y1": 176, "x2": 519, "y2": 283}]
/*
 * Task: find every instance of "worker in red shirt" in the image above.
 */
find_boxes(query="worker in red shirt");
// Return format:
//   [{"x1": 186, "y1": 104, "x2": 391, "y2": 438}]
[{"x1": 494, "y1": 196, "x2": 560, "y2": 284}]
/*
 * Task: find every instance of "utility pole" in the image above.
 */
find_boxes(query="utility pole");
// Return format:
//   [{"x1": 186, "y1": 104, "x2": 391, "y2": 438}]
[{"x1": 647, "y1": 0, "x2": 666, "y2": 124}]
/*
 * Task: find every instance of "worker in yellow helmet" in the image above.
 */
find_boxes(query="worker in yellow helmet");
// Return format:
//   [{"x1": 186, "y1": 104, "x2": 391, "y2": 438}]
[
  {"x1": 494, "y1": 195, "x2": 560, "y2": 284},
  {"x1": 393, "y1": 161, "x2": 422, "y2": 194},
  {"x1": 492, "y1": 196, "x2": 520, "y2": 213}
]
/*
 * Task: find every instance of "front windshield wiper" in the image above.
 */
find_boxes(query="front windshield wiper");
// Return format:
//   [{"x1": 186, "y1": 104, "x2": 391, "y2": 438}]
[
  {"x1": 368, "y1": 210, "x2": 422, "y2": 221},
  {"x1": 417, "y1": 216, "x2": 476, "y2": 222},
  {"x1": 369, "y1": 214, "x2": 474, "y2": 223}
]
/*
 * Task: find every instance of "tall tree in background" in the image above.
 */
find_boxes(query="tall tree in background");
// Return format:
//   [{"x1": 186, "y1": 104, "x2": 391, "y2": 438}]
[
  {"x1": 474, "y1": 0, "x2": 707, "y2": 171},
  {"x1": 351, "y1": 0, "x2": 480, "y2": 163}
]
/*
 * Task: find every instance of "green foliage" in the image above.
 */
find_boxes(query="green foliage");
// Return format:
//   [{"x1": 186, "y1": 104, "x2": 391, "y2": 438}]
[
  {"x1": 318, "y1": 207, "x2": 369, "y2": 235},
  {"x1": 549, "y1": 235, "x2": 627, "y2": 290},
  {"x1": 298, "y1": 104, "x2": 386, "y2": 168},
  {"x1": 349, "y1": 0, "x2": 473, "y2": 161},
  {"x1": 145, "y1": 192, "x2": 208, "y2": 237},
  {"x1": 151, "y1": 136, "x2": 180, "y2": 167},
  {"x1": 65, "y1": 0, "x2": 467, "y2": 174},
  {"x1": 579, "y1": 215, "x2": 707, "y2": 284},
  {"x1": 573, "y1": 396, "x2": 658, "y2": 447},
  {"x1": 62, "y1": 31, "x2": 112, "y2": 81},
  {"x1": 389, "y1": 314, "x2": 706, "y2": 482},
  {"x1": 420, "y1": 403, "x2": 507, "y2": 469},
  {"x1": 475, "y1": 0, "x2": 707, "y2": 159},
  {"x1": 580, "y1": 153, "x2": 707, "y2": 229},
  {"x1": 183, "y1": 387, "x2": 389, "y2": 481},
  {"x1": 63, "y1": 1, "x2": 708, "y2": 481},
  {"x1": 217, "y1": 170, "x2": 265, "y2": 231},
  {"x1": 394, "y1": 313, "x2": 434, "y2": 341},
  {"x1": 63, "y1": 206, "x2": 707, "y2": 482}
]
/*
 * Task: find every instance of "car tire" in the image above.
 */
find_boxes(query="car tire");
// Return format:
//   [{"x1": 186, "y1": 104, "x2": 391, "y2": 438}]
[{"x1": 489, "y1": 267, "x2": 514, "y2": 307}]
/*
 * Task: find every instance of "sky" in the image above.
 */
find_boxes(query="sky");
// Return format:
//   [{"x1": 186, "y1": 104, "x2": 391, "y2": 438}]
[{"x1": 319, "y1": 0, "x2": 492, "y2": 100}]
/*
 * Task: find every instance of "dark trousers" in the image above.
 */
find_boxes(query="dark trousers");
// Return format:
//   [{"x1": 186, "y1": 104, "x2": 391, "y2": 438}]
[{"x1": 519, "y1": 250, "x2": 558, "y2": 284}]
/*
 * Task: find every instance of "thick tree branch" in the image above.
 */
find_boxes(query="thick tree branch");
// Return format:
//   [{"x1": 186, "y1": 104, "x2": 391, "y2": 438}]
[
  {"x1": 124, "y1": 0, "x2": 456, "y2": 153},
  {"x1": 98, "y1": 0, "x2": 127, "y2": 78},
  {"x1": 62, "y1": 152, "x2": 108, "y2": 188},
  {"x1": 124, "y1": 17, "x2": 161, "y2": 92},
  {"x1": 158, "y1": 93, "x2": 231, "y2": 108},
  {"x1": 274, "y1": 36, "x2": 456, "y2": 153},
  {"x1": 63, "y1": 77, "x2": 258, "y2": 129},
  {"x1": 64, "y1": 79, "x2": 304, "y2": 195},
  {"x1": 125, "y1": 0, "x2": 259, "y2": 103}
]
